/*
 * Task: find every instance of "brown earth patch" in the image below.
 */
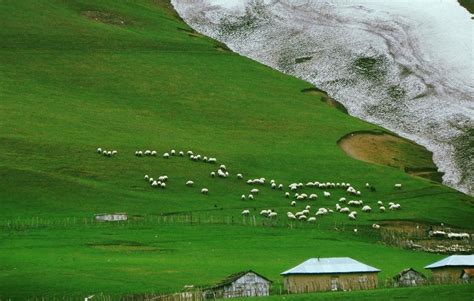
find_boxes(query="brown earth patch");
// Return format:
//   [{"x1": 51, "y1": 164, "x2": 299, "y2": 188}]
[
  {"x1": 338, "y1": 130, "x2": 443, "y2": 182},
  {"x1": 81, "y1": 11, "x2": 129, "y2": 26}
]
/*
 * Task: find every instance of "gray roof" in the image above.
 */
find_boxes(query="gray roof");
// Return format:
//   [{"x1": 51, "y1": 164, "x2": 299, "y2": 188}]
[
  {"x1": 281, "y1": 257, "x2": 380, "y2": 275},
  {"x1": 425, "y1": 255, "x2": 474, "y2": 269}
]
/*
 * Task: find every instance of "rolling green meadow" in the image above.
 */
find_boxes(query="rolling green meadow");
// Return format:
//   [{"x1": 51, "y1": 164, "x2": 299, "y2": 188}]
[{"x1": 0, "y1": 0, "x2": 473, "y2": 300}]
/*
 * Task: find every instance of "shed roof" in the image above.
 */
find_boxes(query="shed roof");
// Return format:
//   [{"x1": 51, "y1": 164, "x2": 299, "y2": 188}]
[
  {"x1": 425, "y1": 255, "x2": 474, "y2": 269},
  {"x1": 393, "y1": 268, "x2": 426, "y2": 281},
  {"x1": 281, "y1": 257, "x2": 380, "y2": 275},
  {"x1": 211, "y1": 270, "x2": 272, "y2": 289}
]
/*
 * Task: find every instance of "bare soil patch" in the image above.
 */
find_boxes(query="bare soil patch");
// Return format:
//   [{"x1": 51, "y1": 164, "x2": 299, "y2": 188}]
[
  {"x1": 338, "y1": 130, "x2": 443, "y2": 182},
  {"x1": 81, "y1": 11, "x2": 129, "y2": 26}
]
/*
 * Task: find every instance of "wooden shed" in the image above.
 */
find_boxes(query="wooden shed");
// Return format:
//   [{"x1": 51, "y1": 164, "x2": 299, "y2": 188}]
[
  {"x1": 425, "y1": 255, "x2": 474, "y2": 284},
  {"x1": 393, "y1": 268, "x2": 426, "y2": 287},
  {"x1": 203, "y1": 270, "x2": 271, "y2": 299},
  {"x1": 281, "y1": 257, "x2": 380, "y2": 293},
  {"x1": 94, "y1": 212, "x2": 128, "y2": 222}
]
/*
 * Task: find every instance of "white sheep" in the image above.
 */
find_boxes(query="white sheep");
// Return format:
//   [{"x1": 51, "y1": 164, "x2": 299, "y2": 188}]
[
  {"x1": 339, "y1": 207, "x2": 350, "y2": 213},
  {"x1": 348, "y1": 212, "x2": 357, "y2": 220},
  {"x1": 309, "y1": 194, "x2": 318, "y2": 200},
  {"x1": 97, "y1": 147, "x2": 102, "y2": 153},
  {"x1": 296, "y1": 195, "x2": 305, "y2": 201},
  {"x1": 335, "y1": 204, "x2": 341, "y2": 211},
  {"x1": 210, "y1": 171, "x2": 216, "y2": 177},
  {"x1": 163, "y1": 152, "x2": 170, "y2": 159},
  {"x1": 107, "y1": 151, "x2": 112, "y2": 156},
  {"x1": 260, "y1": 210, "x2": 269, "y2": 216},
  {"x1": 248, "y1": 194, "x2": 254, "y2": 200},
  {"x1": 179, "y1": 151, "x2": 184, "y2": 156},
  {"x1": 203, "y1": 157, "x2": 208, "y2": 162},
  {"x1": 306, "y1": 182, "x2": 314, "y2": 187},
  {"x1": 323, "y1": 191, "x2": 331, "y2": 198},
  {"x1": 160, "y1": 182, "x2": 166, "y2": 188},
  {"x1": 372, "y1": 224, "x2": 381, "y2": 229},
  {"x1": 377, "y1": 201, "x2": 383, "y2": 206},
  {"x1": 394, "y1": 183, "x2": 402, "y2": 189},
  {"x1": 145, "y1": 150, "x2": 151, "y2": 156},
  {"x1": 250, "y1": 188, "x2": 259, "y2": 194},
  {"x1": 170, "y1": 149, "x2": 176, "y2": 155},
  {"x1": 208, "y1": 158, "x2": 217, "y2": 163},
  {"x1": 287, "y1": 213, "x2": 296, "y2": 220},
  {"x1": 186, "y1": 180, "x2": 194, "y2": 187},
  {"x1": 241, "y1": 210, "x2": 250, "y2": 216},
  {"x1": 268, "y1": 212, "x2": 278, "y2": 218},
  {"x1": 148, "y1": 178, "x2": 154, "y2": 183},
  {"x1": 307, "y1": 217, "x2": 317, "y2": 223},
  {"x1": 302, "y1": 209, "x2": 310, "y2": 215},
  {"x1": 217, "y1": 169, "x2": 227, "y2": 178},
  {"x1": 187, "y1": 150, "x2": 193, "y2": 156},
  {"x1": 151, "y1": 181, "x2": 158, "y2": 187},
  {"x1": 241, "y1": 194, "x2": 246, "y2": 200},
  {"x1": 298, "y1": 215, "x2": 307, "y2": 220},
  {"x1": 112, "y1": 150, "x2": 117, "y2": 155},
  {"x1": 237, "y1": 173, "x2": 243, "y2": 179},
  {"x1": 361, "y1": 205, "x2": 372, "y2": 212},
  {"x1": 201, "y1": 188, "x2": 208, "y2": 194},
  {"x1": 285, "y1": 192, "x2": 291, "y2": 198},
  {"x1": 278, "y1": 184, "x2": 283, "y2": 190},
  {"x1": 219, "y1": 164, "x2": 226, "y2": 170},
  {"x1": 159, "y1": 176, "x2": 168, "y2": 182},
  {"x1": 339, "y1": 197, "x2": 347, "y2": 203},
  {"x1": 144, "y1": 175, "x2": 149, "y2": 180},
  {"x1": 379, "y1": 206, "x2": 386, "y2": 212},
  {"x1": 305, "y1": 205, "x2": 311, "y2": 210},
  {"x1": 315, "y1": 208, "x2": 328, "y2": 216},
  {"x1": 271, "y1": 183, "x2": 277, "y2": 189},
  {"x1": 389, "y1": 203, "x2": 401, "y2": 210}
]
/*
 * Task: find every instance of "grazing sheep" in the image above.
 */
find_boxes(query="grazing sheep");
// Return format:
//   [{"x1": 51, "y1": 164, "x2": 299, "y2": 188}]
[
  {"x1": 144, "y1": 175, "x2": 149, "y2": 180},
  {"x1": 149, "y1": 150, "x2": 156, "y2": 156},
  {"x1": 298, "y1": 215, "x2": 307, "y2": 220},
  {"x1": 353, "y1": 228, "x2": 358, "y2": 233},
  {"x1": 305, "y1": 205, "x2": 311, "y2": 210},
  {"x1": 302, "y1": 209, "x2": 310, "y2": 215},
  {"x1": 389, "y1": 203, "x2": 401, "y2": 210},
  {"x1": 250, "y1": 188, "x2": 259, "y2": 194},
  {"x1": 186, "y1": 180, "x2": 194, "y2": 187},
  {"x1": 372, "y1": 224, "x2": 381, "y2": 229},
  {"x1": 107, "y1": 151, "x2": 112, "y2": 156},
  {"x1": 447, "y1": 232, "x2": 470, "y2": 239},
  {"x1": 268, "y1": 212, "x2": 278, "y2": 218},
  {"x1": 335, "y1": 204, "x2": 341, "y2": 211},
  {"x1": 361, "y1": 205, "x2": 372, "y2": 212},
  {"x1": 285, "y1": 192, "x2": 291, "y2": 198},
  {"x1": 306, "y1": 182, "x2": 314, "y2": 187},
  {"x1": 377, "y1": 201, "x2": 383, "y2": 206},
  {"x1": 248, "y1": 194, "x2": 254, "y2": 200},
  {"x1": 170, "y1": 150, "x2": 176, "y2": 156},
  {"x1": 159, "y1": 176, "x2": 168, "y2": 182},
  {"x1": 296, "y1": 195, "x2": 305, "y2": 201},
  {"x1": 323, "y1": 191, "x2": 331, "y2": 198},
  {"x1": 379, "y1": 206, "x2": 386, "y2": 212},
  {"x1": 179, "y1": 151, "x2": 184, "y2": 156},
  {"x1": 237, "y1": 173, "x2": 243, "y2": 179},
  {"x1": 348, "y1": 200, "x2": 363, "y2": 207},
  {"x1": 208, "y1": 158, "x2": 217, "y2": 163},
  {"x1": 145, "y1": 150, "x2": 151, "y2": 156},
  {"x1": 208, "y1": 171, "x2": 215, "y2": 178},
  {"x1": 339, "y1": 207, "x2": 350, "y2": 213},
  {"x1": 219, "y1": 164, "x2": 226, "y2": 170},
  {"x1": 160, "y1": 182, "x2": 166, "y2": 188},
  {"x1": 163, "y1": 152, "x2": 170, "y2": 159},
  {"x1": 316, "y1": 208, "x2": 328, "y2": 216},
  {"x1": 97, "y1": 147, "x2": 102, "y2": 153},
  {"x1": 260, "y1": 210, "x2": 269, "y2": 216},
  {"x1": 201, "y1": 188, "x2": 208, "y2": 194},
  {"x1": 307, "y1": 217, "x2": 317, "y2": 222},
  {"x1": 241, "y1": 210, "x2": 250, "y2": 216},
  {"x1": 203, "y1": 157, "x2": 208, "y2": 162},
  {"x1": 339, "y1": 197, "x2": 347, "y2": 203},
  {"x1": 151, "y1": 181, "x2": 159, "y2": 187},
  {"x1": 365, "y1": 183, "x2": 370, "y2": 188},
  {"x1": 278, "y1": 184, "x2": 283, "y2": 190},
  {"x1": 149, "y1": 178, "x2": 154, "y2": 183},
  {"x1": 309, "y1": 194, "x2": 318, "y2": 200},
  {"x1": 271, "y1": 183, "x2": 277, "y2": 189},
  {"x1": 217, "y1": 169, "x2": 227, "y2": 178},
  {"x1": 287, "y1": 213, "x2": 296, "y2": 220},
  {"x1": 394, "y1": 183, "x2": 402, "y2": 189},
  {"x1": 348, "y1": 212, "x2": 357, "y2": 220},
  {"x1": 111, "y1": 150, "x2": 117, "y2": 155},
  {"x1": 195, "y1": 154, "x2": 201, "y2": 160},
  {"x1": 290, "y1": 201, "x2": 296, "y2": 207},
  {"x1": 187, "y1": 151, "x2": 193, "y2": 156},
  {"x1": 241, "y1": 194, "x2": 246, "y2": 200},
  {"x1": 356, "y1": 191, "x2": 361, "y2": 196}
]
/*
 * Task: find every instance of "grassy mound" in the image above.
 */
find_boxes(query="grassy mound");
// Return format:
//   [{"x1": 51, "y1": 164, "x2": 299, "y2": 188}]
[{"x1": 0, "y1": 0, "x2": 472, "y2": 298}]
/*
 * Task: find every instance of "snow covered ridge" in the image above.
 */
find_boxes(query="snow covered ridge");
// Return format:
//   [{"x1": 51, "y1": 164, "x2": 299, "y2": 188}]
[{"x1": 172, "y1": 0, "x2": 474, "y2": 196}]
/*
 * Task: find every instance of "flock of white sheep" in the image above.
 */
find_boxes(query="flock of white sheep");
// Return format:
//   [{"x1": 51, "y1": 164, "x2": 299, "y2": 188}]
[{"x1": 96, "y1": 147, "x2": 405, "y2": 227}]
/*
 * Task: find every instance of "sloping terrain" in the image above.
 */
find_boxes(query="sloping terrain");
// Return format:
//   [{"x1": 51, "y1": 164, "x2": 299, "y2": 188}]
[{"x1": 0, "y1": 0, "x2": 472, "y2": 299}]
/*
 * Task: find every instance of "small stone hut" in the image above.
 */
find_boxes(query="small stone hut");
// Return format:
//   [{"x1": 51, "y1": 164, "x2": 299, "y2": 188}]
[
  {"x1": 281, "y1": 257, "x2": 380, "y2": 293},
  {"x1": 425, "y1": 254, "x2": 474, "y2": 284},
  {"x1": 393, "y1": 268, "x2": 426, "y2": 287},
  {"x1": 94, "y1": 212, "x2": 128, "y2": 222},
  {"x1": 203, "y1": 270, "x2": 271, "y2": 299}
]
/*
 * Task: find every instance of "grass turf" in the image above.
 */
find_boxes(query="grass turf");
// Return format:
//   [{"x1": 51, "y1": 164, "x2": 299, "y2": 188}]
[{"x1": 0, "y1": 0, "x2": 473, "y2": 299}]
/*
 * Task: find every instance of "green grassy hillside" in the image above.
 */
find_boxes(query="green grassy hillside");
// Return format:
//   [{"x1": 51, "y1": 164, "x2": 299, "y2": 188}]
[{"x1": 0, "y1": 0, "x2": 472, "y2": 299}]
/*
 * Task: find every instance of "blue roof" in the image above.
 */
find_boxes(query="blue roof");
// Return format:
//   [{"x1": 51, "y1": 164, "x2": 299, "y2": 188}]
[
  {"x1": 425, "y1": 255, "x2": 474, "y2": 269},
  {"x1": 281, "y1": 257, "x2": 380, "y2": 275}
]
